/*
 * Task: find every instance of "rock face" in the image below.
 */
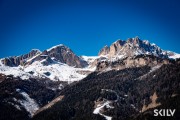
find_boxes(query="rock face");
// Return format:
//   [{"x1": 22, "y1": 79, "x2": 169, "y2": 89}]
[
  {"x1": 43, "y1": 45, "x2": 88, "y2": 68},
  {"x1": 98, "y1": 45, "x2": 110, "y2": 56},
  {"x1": 109, "y1": 40, "x2": 125, "y2": 56},
  {"x1": 96, "y1": 37, "x2": 177, "y2": 71},
  {"x1": 1, "y1": 37, "x2": 180, "y2": 69},
  {"x1": 96, "y1": 55, "x2": 170, "y2": 71},
  {"x1": 1, "y1": 45, "x2": 88, "y2": 68},
  {"x1": 1, "y1": 49, "x2": 41, "y2": 67},
  {"x1": 98, "y1": 37, "x2": 167, "y2": 58}
]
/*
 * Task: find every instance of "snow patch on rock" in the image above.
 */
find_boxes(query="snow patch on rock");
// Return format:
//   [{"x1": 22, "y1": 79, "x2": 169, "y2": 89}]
[{"x1": 15, "y1": 89, "x2": 39, "y2": 117}]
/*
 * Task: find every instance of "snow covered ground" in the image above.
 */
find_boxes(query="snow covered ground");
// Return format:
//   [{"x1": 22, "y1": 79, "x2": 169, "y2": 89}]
[
  {"x1": 93, "y1": 89, "x2": 121, "y2": 120},
  {"x1": 14, "y1": 89, "x2": 39, "y2": 117},
  {"x1": 0, "y1": 65, "x2": 33, "y2": 80},
  {"x1": 0, "y1": 48, "x2": 179, "y2": 82},
  {"x1": 81, "y1": 55, "x2": 99, "y2": 63},
  {"x1": 93, "y1": 100, "x2": 113, "y2": 120},
  {"x1": 93, "y1": 89, "x2": 140, "y2": 120},
  {"x1": 0, "y1": 59, "x2": 95, "y2": 82},
  {"x1": 24, "y1": 61, "x2": 87, "y2": 82},
  {"x1": 168, "y1": 53, "x2": 180, "y2": 59}
]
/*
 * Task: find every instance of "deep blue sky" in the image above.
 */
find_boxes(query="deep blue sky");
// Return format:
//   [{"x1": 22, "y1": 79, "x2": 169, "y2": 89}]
[{"x1": 0, "y1": 0, "x2": 180, "y2": 58}]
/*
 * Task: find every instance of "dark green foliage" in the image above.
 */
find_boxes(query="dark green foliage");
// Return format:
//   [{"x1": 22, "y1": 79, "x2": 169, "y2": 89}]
[
  {"x1": 0, "y1": 102, "x2": 29, "y2": 120},
  {"x1": 33, "y1": 66, "x2": 151, "y2": 120},
  {"x1": 0, "y1": 75, "x2": 67, "y2": 120},
  {"x1": 33, "y1": 61, "x2": 180, "y2": 120},
  {"x1": 130, "y1": 95, "x2": 180, "y2": 120}
]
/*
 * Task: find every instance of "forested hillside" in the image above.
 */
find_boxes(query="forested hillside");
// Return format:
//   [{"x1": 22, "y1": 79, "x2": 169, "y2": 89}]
[
  {"x1": 0, "y1": 75, "x2": 67, "y2": 120},
  {"x1": 33, "y1": 60, "x2": 180, "y2": 120}
]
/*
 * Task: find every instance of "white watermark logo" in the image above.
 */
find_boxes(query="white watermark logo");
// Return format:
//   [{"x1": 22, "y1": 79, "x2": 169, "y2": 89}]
[{"x1": 154, "y1": 109, "x2": 176, "y2": 116}]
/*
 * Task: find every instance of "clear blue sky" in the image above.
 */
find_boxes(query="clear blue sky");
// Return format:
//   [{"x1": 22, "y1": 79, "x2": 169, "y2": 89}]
[{"x1": 0, "y1": 0, "x2": 180, "y2": 58}]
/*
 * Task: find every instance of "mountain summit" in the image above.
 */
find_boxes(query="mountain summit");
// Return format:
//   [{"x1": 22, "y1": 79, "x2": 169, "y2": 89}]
[
  {"x1": 1, "y1": 44, "x2": 88, "y2": 68},
  {"x1": 29, "y1": 44, "x2": 88, "y2": 68},
  {"x1": 0, "y1": 37, "x2": 180, "y2": 81},
  {"x1": 98, "y1": 36, "x2": 180, "y2": 59},
  {"x1": 0, "y1": 44, "x2": 90, "y2": 81}
]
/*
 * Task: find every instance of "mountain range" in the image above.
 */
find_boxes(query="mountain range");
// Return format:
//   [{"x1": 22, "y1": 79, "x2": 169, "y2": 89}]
[
  {"x1": 0, "y1": 37, "x2": 180, "y2": 120},
  {"x1": 0, "y1": 37, "x2": 179, "y2": 81}
]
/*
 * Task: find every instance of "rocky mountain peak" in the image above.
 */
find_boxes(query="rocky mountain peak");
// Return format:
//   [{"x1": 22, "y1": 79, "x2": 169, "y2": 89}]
[
  {"x1": 1, "y1": 44, "x2": 88, "y2": 68},
  {"x1": 1, "y1": 49, "x2": 41, "y2": 67},
  {"x1": 127, "y1": 38, "x2": 133, "y2": 43},
  {"x1": 43, "y1": 44, "x2": 88, "y2": 68},
  {"x1": 46, "y1": 44, "x2": 67, "y2": 52},
  {"x1": 142, "y1": 40, "x2": 150, "y2": 45},
  {"x1": 30, "y1": 49, "x2": 41, "y2": 53},
  {"x1": 99, "y1": 39, "x2": 126, "y2": 57},
  {"x1": 125, "y1": 36, "x2": 141, "y2": 46},
  {"x1": 98, "y1": 45, "x2": 110, "y2": 56},
  {"x1": 98, "y1": 37, "x2": 170, "y2": 58},
  {"x1": 113, "y1": 39, "x2": 125, "y2": 47},
  {"x1": 133, "y1": 36, "x2": 141, "y2": 45}
]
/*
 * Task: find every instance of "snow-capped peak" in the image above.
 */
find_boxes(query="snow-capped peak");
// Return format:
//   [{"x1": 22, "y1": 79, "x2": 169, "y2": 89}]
[
  {"x1": 143, "y1": 40, "x2": 150, "y2": 45},
  {"x1": 46, "y1": 44, "x2": 67, "y2": 52},
  {"x1": 0, "y1": 44, "x2": 90, "y2": 81},
  {"x1": 151, "y1": 43, "x2": 156, "y2": 46},
  {"x1": 31, "y1": 49, "x2": 41, "y2": 53},
  {"x1": 0, "y1": 37, "x2": 179, "y2": 82}
]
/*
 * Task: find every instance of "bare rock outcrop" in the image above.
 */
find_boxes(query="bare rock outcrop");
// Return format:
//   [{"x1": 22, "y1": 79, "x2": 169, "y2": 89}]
[
  {"x1": 1, "y1": 49, "x2": 41, "y2": 67},
  {"x1": 1, "y1": 45, "x2": 88, "y2": 68},
  {"x1": 96, "y1": 55, "x2": 170, "y2": 71},
  {"x1": 98, "y1": 36, "x2": 167, "y2": 58}
]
